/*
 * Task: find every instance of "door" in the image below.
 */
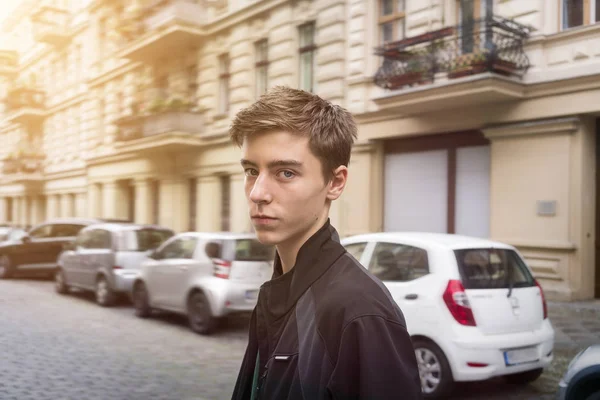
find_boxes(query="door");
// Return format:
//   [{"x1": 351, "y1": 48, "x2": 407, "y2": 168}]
[
  {"x1": 146, "y1": 236, "x2": 196, "y2": 308},
  {"x1": 46, "y1": 224, "x2": 86, "y2": 268},
  {"x1": 366, "y1": 241, "x2": 436, "y2": 332},
  {"x1": 62, "y1": 230, "x2": 90, "y2": 285},
  {"x1": 162, "y1": 236, "x2": 199, "y2": 310},
  {"x1": 78, "y1": 229, "x2": 114, "y2": 289},
  {"x1": 12, "y1": 224, "x2": 54, "y2": 268}
]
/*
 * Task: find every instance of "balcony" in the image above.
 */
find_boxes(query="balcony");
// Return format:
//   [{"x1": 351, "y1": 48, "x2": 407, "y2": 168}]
[
  {"x1": 372, "y1": 16, "x2": 532, "y2": 113},
  {"x1": 1, "y1": 152, "x2": 45, "y2": 183},
  {"x1": 113, "y1": 104, "x2": 205, "y2": 154},
  {"x1": 31, "y1": 5, "x2": 72, "y2": 47},
  {"x1": 0, "y1": 50, "x2": 18, "y2": 78},
  {"x1": 3, "y1": 85, "x2": 47, "y2": 125},
  {"x1": 118, "y1": 0, "x2": 207, "y2": 63}
]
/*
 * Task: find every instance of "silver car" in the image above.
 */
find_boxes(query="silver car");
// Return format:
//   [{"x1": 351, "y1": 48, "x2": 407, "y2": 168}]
[
  {"x1": 56, "y1": 223, "x2": 174, "y2": 306},
  {"x1": 131, "y1": 232, "x2": 275, "y2": 335},
  {"x1": 558, "y1": 344, "x2": 600, "y2": 400}
]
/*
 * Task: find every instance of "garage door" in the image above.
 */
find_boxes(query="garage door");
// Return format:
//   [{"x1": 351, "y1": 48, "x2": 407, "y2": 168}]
[{"x1": 384, "y1": 145, "x2": 490, "y2": 237}]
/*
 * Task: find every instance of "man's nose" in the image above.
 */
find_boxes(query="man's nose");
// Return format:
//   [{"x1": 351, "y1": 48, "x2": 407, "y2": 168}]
[{"x1": 249, "y1": 174, "x2": 272, "y2": 204}]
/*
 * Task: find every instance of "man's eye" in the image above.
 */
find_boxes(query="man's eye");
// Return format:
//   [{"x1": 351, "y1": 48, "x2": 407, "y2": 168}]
[
  {"x1": 244, "y1": 168, "x2": 258, "y2": 177},
  {"x1": 279, "y1": 170, "x2": 295, "y2": 179}
]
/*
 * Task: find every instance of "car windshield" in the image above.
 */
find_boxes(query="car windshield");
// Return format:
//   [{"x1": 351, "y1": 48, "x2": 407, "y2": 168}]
[
  {"x1": 121, "y1": 228, "x2": 174, "y2": 252},
  {"x1": 454, "y1": 248, "x2": 535, "y2": 289}
]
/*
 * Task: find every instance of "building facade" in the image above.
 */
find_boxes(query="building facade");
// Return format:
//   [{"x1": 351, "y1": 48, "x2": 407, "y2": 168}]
[{"x1": 0, "y1": 0, "x2": 599, "y2": 301}]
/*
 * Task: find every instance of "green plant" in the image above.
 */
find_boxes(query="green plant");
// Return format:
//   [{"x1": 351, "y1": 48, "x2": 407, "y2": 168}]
[
  {"x1": 166, "y1": 97, "x2": 190, "y2": 111},
  {"x1": 148, "y1": 97, "x2": 166, "y2": 113}
]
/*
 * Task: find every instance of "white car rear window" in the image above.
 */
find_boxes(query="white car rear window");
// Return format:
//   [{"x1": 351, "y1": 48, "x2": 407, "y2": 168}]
[{"x1": 454, "y1": 248, "x2": 535, "y2": 289}]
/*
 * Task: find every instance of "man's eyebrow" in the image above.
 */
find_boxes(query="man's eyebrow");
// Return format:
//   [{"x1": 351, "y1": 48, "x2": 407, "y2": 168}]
[
  {"x1": 240, "y1": 159, "x2": 304, "y2": 168},
  {"x1": 267, "y1": 159, "x2": 303, "y2": 168}
]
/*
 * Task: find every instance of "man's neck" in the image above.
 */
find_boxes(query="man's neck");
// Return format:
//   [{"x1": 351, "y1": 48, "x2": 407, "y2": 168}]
[{"x1": 277, "y1": 215, "x2": 329, "y2": 274}]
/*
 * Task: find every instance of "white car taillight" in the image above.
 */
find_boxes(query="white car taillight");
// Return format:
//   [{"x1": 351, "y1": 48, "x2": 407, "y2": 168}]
[
  {"x1": 213, "y1": 259, "x2": 231, "y2": 279},
  {"x1": 443, "y1": 279, "x2": 477, "y2": 326}
]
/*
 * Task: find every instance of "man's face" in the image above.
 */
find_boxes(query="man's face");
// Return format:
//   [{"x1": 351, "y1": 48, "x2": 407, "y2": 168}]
[{"x1": 241, "y1": 130, "x2": 331, "y2": 247}]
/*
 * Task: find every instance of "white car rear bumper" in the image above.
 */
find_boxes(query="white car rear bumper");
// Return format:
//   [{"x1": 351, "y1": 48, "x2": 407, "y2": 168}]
[
  {"x1": 201, "y1": 278, "x2": 262, "y2": 317},
  {"x1": 445, "y1": 319, "x2": 555, "y2": 382}
]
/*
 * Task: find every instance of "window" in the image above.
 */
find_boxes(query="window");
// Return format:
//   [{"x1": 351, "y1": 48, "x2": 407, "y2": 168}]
[
  {"x1": 156, "y1": 237, "x2": 197, "y2": 260},
  {"x1": 120, "y1": 228, "x2": 174, "y2": 252},
  {"x1": 29, "y1": 224, "x2": 53, "y2": 239},
  {"x1": 345, "y1": 242, "x2": 368, "y2": 262},
  {"x1": 218, "y1": 54, "x2": 230, "y2": 114},
  {"x1": 298, "y1": 22, "x2": 316, "y2": 92},
  {"x1": 368, "y1": 242, "x2": 429, "y2": 282},
  {"x1": 187, "y1": 64, "x2": 198, "y2": 105},
  {"x1": 562, "y1": 0, "x2": 600, "y2": 29},
  {"x1": 454, "y1": 248, "x2": 535, "y2": 289},
  {"x1": 52, "y1": 224, "x2": 85, "y2": 238},
  {"x1": 231, "y1": 239, "x2": 275, "y2": 262},
  {"x1": 156, "y1": 74, "x2": 168, "y2": 100},
  {"x1": 255, "y1": 39, "x2": 269, "y2": 97},
  {"x1": 84, "y1": 229, "x2": 112, "y2": 249},
  {"x1": 379, "y1": 0, "x2": 405, "y2": 44},
  {"x1": 152, "y1": 180, "x2": 160, "y2": 225},
  {"x1": 189, "y1": 177, "x2": 197, "y2": 231},
  {"x1": 220, "y1": 175, "x2": 230, "y2": 231}
]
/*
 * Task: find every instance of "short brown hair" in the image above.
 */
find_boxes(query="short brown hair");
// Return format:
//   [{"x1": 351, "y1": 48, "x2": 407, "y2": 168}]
[{"x1": 229, "y1": 86, "x2": 358, "y2": 181}]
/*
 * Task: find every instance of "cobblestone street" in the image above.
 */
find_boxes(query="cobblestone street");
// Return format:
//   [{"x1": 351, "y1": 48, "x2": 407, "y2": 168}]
[{"x1": 1, "y1": 279, "x2": 599, "y2": 400}]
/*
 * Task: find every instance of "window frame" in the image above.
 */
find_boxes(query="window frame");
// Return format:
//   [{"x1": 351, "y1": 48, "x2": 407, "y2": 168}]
[
  {"x1": 29, "y1": 224, "x2": 53, "y2": 239},
  {"x1": 560, "y1": 0, "x2": 599, "y2": 30},
  {"x1": 378, "y1": 0, "x2": 406, "y2": 44},
  {"x1": 255, "y1": 39, "x2": 269, "y2": 98},
  {"x1": 368, "y1": 241, "x2": 430, "y2": 282},
  {"x1": 298, "y1": 21, "x2": 317, "y2": 92},
  {"x1": 218, "y1": 53, "x2": 230, "y2": 114}
]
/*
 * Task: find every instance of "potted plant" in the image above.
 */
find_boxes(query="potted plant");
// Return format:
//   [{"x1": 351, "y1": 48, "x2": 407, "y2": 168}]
[{"x1": 448, "y1": 52, "x2": 489, "y2": 79}]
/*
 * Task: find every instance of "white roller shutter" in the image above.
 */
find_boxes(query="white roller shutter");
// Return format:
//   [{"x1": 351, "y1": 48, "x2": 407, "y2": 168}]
[
  {"x1": 455, "y1": 146, "x2": 490, "y2": 238},
  {"x1": 384, "y1": 150, "x2": 448, "y2": 233}
]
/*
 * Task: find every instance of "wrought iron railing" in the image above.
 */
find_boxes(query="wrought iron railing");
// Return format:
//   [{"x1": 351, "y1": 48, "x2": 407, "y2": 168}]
[{"x1": 373, "y1": 16, "x2": 533, "y2": 90}]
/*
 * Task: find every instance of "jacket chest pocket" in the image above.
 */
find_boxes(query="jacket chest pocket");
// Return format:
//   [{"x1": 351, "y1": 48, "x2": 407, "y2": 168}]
[{"x1": 259, "y1": 353, "x2": 300, "y2": 399}]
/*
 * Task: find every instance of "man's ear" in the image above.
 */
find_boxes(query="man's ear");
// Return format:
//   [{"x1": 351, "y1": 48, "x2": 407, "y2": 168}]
[{"x1": 326, "y1": 165, "x2": 348, "y2": 201}]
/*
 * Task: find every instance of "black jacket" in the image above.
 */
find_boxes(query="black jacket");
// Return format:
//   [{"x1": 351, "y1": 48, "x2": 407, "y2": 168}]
[{"x1": 232, "y1": 221, "x2": 422, "y2": 400}]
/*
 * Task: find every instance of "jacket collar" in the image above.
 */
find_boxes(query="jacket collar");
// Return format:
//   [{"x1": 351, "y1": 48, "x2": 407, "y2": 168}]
[{"x1": 260, "y1": 219, "x2": 345, "y2": 322}]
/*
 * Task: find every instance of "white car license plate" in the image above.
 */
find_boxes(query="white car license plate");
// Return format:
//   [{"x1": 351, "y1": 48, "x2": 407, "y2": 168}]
[
  {"x1": 245, "y1": 290, "x2": 258, "y2": 301},
  {"x1": 504, "y1": 346, "x2": 539, "y2": 366}
]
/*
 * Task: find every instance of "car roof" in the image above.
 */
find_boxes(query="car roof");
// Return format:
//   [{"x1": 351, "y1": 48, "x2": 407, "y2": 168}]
[
  {"x1": 179, "y1": 231, "x2": 259, "y2": 240},
  {"x1": 82, "y1": 223, "x2": 173, "y2": 232},
  {"x1": 341, "y1": 232, "x2": 515, "y2": 251},
  {"x1": 40, "y1": 218, "x2": 132, "y2": 226}
]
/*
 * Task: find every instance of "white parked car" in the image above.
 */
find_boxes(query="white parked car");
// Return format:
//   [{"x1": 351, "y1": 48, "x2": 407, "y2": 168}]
[
  {"x1": 341, "y1": 232, "x2": 554, "y2": 398},
  {"x1": 131, "y1": 232, "x2": 274, "y2": 335}
]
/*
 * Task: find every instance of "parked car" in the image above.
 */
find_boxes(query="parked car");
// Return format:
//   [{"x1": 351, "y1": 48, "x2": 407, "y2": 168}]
[
  {"x1": 0, "y1": 218, "x2": 130, "y2": 279},
  {"x1": 131, "y1": 232, "x2": 275, "y2": 335},
  {"x1": 558, "y1": 344, "x2": 600, "y2": 400},
  {"x1": 56, "y1": 223, "x2": 174, "y2": 306},
  {"x1": 0, "y1": 226, "x2": 27, "y2": 243},
  {"x1": 340, "y1": 232, "x2": 554, "y2": 398}
]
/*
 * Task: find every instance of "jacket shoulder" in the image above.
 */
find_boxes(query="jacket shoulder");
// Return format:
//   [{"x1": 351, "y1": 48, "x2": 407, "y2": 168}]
[{"x1": 310, "y1": 252, "x2": 408, "y2": 358}]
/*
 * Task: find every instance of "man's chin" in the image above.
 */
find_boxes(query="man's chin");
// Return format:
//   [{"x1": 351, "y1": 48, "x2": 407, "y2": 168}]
[{"x1": 253, "y1": 229, "x2": 280, "y2": 246}]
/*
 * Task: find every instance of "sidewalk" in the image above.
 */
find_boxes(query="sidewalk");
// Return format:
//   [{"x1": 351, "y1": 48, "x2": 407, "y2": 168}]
[{"x1": 548, "y1": 300, "x2": 600, "y2": 350}]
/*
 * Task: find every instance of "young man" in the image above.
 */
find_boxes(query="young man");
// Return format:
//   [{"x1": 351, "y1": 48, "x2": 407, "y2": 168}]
[{"x1": 230, "y1": 86, "x2": 422, "y2": 399}]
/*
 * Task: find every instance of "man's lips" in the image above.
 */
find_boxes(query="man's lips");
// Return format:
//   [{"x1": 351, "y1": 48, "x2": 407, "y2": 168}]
[{"x1": 251, "y1": 215, "x2": 277, "y2": 219}]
